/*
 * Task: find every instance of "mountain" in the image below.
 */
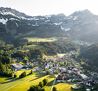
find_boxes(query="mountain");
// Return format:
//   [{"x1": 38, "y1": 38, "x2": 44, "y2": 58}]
[
  {"x1": 0, "y1": 7, "x2": 67, "y2": 44},
  {"x1": 79, "y1": 44, "x2": 98, "y2": 71},
  {"x1": 0, "y1": 7, "x2": 98, "y2": 44},
  {"x1": 66, "y1": 10, "x2": 98, "y2": 43},
  {"x1": 0, "y1": 7, "x2": 32, "y2": 18}
]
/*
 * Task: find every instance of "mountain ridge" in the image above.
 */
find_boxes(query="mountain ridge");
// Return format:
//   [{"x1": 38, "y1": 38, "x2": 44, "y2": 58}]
[{"x1": 0, "y1": 7, "x2": 98, "y2": 44}]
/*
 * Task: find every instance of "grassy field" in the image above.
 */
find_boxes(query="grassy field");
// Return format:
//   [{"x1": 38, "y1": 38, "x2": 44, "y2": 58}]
[
  {"x1": 0, "y1": 74, "x2": 52, "y2": 91},
  {"x1": 0, "y1": 77, "x2": 8, "y2": 83},
  {"x1": 0, "y1": 73, "x2": 72, "y2": 91},
  {"x1": 14, "y1": 69, "x2": 32, "y2": 77},
  {"x1": 24, "y1": 37, "x2": 57, "y2": 42},
  {"x1": 44, "y1": 83, "x2": 72, "y2": 91}
]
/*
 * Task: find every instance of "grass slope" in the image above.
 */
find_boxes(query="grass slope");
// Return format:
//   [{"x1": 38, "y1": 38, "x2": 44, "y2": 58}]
[
  {"x1": 0, "y1": 77, "x2": 8, "y2": 83},
  {"x1": 0, "y1": 74, "x2": 72, "y2": 91}
]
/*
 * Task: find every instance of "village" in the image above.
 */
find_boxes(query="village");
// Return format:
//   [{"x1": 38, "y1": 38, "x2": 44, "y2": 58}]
[{"x1": 10, "y1": 51, "x2": 98, "y2": 91}]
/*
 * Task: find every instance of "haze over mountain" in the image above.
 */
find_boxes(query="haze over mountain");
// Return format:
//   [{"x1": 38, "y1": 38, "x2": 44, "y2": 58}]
[{"x1": 0, "y1": 7, "x2": 98, "y2": 43}]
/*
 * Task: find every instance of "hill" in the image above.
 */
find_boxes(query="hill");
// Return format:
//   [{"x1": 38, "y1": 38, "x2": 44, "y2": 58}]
[{"x1": 79, "y1": 44, "x2": 98, "y2": 71}]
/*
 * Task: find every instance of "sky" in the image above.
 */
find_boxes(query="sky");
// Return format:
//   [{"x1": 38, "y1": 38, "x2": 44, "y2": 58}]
[{"x1": 0, "y1": 0, "x2": 98, "y2": 16}]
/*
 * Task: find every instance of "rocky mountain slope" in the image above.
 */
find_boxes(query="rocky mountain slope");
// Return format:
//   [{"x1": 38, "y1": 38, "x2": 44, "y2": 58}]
[{"x1": 0, "y1": 7, "x2": 98, "y2": 43}]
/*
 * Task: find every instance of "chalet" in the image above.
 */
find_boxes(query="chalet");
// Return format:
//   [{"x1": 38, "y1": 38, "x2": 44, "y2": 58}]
[
  {"x1": 33, "y1": 67, "x2": 40, "y2": 71},
  {"x1": 11, "y1": 63, "x2": 23, "y2": 71}
]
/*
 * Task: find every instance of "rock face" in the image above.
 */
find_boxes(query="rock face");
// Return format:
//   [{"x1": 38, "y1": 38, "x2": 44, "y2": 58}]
[{"x1": 0, "y1": 7, "x2": 98, "y2": 43}]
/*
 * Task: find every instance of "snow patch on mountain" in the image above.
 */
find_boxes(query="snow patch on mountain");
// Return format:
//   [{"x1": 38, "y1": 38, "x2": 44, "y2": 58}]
[
  {"x1": 45, "y1": 15, "x2": 51, "y2": 19},
  {"x1": 45, "y1": 20, "x2": 50, "y2": 22},
  {"x1": 68, "y1": 15, "x2": 78, "y2": 21},
  {"x1": 30, "y1": 17, "x2": 39, "y2": 20},
  {"x1": 67, "y1": 16, "x2": 73, "y2": 19},
  {"x1": 54, "y1": 22, "x2": 62, "y2": 25},
  {"x1": 0, "y1": 11, "x2": 18, "y2": 17},
  {"x1": 73, "y1": 16, "x2": 78, "y2": 20},
  {"x1": 0, "y1": 11, "x2": 28, "y2": 19},
  {"x1": 0, "y1": 18, "x2": 8, "y2": 24},
  {"x1": 61, "y1": 26, "x2": 71, "y2": 31},
  {"x1": 32, "y1": 22, "x2": 39, "y2": 26},
  {"x1": 9, "y1": 18, "x2": 20, "y2": 21}
]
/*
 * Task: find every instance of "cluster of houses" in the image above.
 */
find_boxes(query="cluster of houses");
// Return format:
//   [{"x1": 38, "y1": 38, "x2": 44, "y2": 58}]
[
  {"x1": 10, "y1": 51, "x2": 98, "y2": 91},
  {"x1": 42, "y1": 53, "x2": 98, "y2": 91},
  {"x1": 11, "y1": 62, "x2": 33, "y2": 71}
]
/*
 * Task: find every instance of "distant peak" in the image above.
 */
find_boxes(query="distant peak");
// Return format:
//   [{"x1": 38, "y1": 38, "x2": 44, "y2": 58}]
[
  {"x1": 80, "y1": 9, "x2": 93, "y2": 14},
  {"x1": 70, "y1": 9, "x2": 93, "y2": 16},
  {"x1": 0, "y1": 7, "x2": 32, "y2": 18}
]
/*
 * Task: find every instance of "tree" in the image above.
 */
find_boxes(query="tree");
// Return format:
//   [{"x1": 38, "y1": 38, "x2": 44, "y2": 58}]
[
  {"x1": 0, "y1": 61, "x2": 3, "y2": 71},
  {"x1": 28, "y1": 85, "x2": 45, "y2": 91},
  {"x1": 1, "y1": 55, "x2": 11, "y2": 64},
  {"x1": 52, "y1": 87, "x2": 57, "y2": 91},
  {"x1": 0, "y1": 62, "x2": 6, "y2": 72},
  {"x1": 28, "y1": 86, "x2": 36, "y2": 91},
  {"x1": 43, "y1": 79, "x2": 48, "y2": 86},
  {"x1": 29, "y1": 70, "x2": 33, "y2": 75},
  {"x1": 38, "y1": 82, "x2": 43, "y2": 88},
  {"x1": 23, "y1": 56, "x2": 29, "y2": 63},
  {"x1": 19, "y1": 72, "x2": 26, "y2": 78},
  {"x1": 29, "y1": 49, "x2": 43, "y2": 60},
  {"x1": 14, "y1": 74, "x2": 17, "y2": 78},
  {"x1": 39, "y1": 88, "x2": 45, "y2": 91}
]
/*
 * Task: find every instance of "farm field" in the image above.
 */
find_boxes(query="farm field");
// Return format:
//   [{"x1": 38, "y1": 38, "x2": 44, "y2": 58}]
[
  {"x1": 0, "y1": 74, "x2": 72, "y2": 91},
  {"x1": 44, "y1": 83, "x2": 72, "y2": 91},
  {"x1": 0, "y1": 77, "x2": 8, "y2": 83},
  {"x1": 24, "y1": 37, "x2": 57, "y2": 42},
  {"x1": 14, "y1": 69, "x2": 32, "y2": 77}
]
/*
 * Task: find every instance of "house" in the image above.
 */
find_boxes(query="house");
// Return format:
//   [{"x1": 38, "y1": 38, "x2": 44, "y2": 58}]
[
  {"x1": 11, "y1": 63, "x2": 23, "y2": 71},
  {"x1": 33, "y1": 67, "x2": 40, "y2": 72},
  {"x1": 49, "y1": 69, "x2": 54, "y2": 74}
]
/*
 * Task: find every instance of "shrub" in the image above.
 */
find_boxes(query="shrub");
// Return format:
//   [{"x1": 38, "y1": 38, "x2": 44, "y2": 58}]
[
  {"x1": 28, "y1": 85, "x2": 45, "y2": 91},
  {"x1": 43, "y1": 79, "x2": 48, "y2": 86},
  {"x1": 19, "y1": 71, "x2": 26, "y2": 78},
  {"x1": 46, "y1": 71, "x2": 49, "y2": 75},
  {"x1": 14, "y1": 74, "x2": 17, "y2": 78},
  {"x1": 29, "y1": 70, "x2": 33, "y2": 75},
  {"x1": 28, "y1": 70, "x2": 33, "y2": 75},
  {"x1": 38, "y1": 82, "x2": 43, "y2": 88},
  {"x1": 28, "y1": 86, "x2": 38, "y2": 91},
  {"x1": 39, "y1": 88, "x2": 45, "y2": 91},
  {"x1": 52, "y1": 87, "x2": 57, "y2": 91}
]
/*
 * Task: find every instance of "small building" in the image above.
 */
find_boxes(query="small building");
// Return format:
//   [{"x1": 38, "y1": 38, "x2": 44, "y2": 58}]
[{"x1": 11, "y1": 63, "x2": 23, "y2": 71}]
